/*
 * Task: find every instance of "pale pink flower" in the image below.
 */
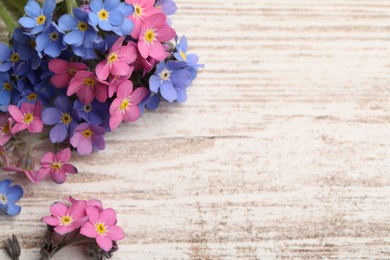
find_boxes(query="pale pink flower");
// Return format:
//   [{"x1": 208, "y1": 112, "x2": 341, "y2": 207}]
[
  {"x1": 95, "y1": 37, "x2": 137, "y2": 81},
  {"x1": 80, "y1": 206, "x2": 125, "y2": 252},
  {"x1": 125, "y1": 0, "x2": 161, "y2": 39},
  {"x1": 8, "y1": 101, "x2": 44, "y2": 134},
  {"x1": 37, "y1": 148, "x2": 78, "y2": 184},
  {"x1": 0, "y1": 114, "x2": 13, "y2": 146},
  {"x1": 109, "y1": 80, "x2": 148, "y2": 130},
  {"x1": 49, "y1": 59, "x2": 88, "y2": 88},
  {"x1": 67, "y1": 71, "x2": 108, "y2": 104},
  {"x1": 66, "y1": 196, "x2": 103, "y2": 211},
  {"x1": 42, "y1": 201, "x2": 88, "y2": 235},
  {"x1": 138, "y1": 13, "x2": 175, "y2": 60}
]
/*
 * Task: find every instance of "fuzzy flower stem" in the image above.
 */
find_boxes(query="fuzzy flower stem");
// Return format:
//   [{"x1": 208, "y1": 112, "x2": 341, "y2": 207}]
[{"x1": 40, "y1": 235, "x2": 91, "y2": 260}]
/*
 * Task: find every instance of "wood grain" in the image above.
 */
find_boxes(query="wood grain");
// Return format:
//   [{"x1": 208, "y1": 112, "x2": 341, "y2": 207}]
[{"x1": 1, "y1": 0, "x2": 390, "y2": 259}]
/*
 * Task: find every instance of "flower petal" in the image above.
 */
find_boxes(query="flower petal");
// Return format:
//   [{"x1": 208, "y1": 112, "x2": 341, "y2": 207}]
[
  {"x1": 80, "y1": 221, "x2": 98, "y2": 238},
  {"x1": 6, "y1": 185, "x2": 23, "y2": 203},
  {"x1": 96, "y1": 235, "x2": 113, "y2": 252},
  {"x1": 86, "y1": 205, "x2": 100, "y2": 224},
  {"x1": 50, "y1": 202, "x2": 68, "y2": 217},
  {"x1": 107, "y1": 225, "x2": 125, "y2": 241},
  {"x1": 100, "y1": 208, "x2": 116, "y2": 225}
]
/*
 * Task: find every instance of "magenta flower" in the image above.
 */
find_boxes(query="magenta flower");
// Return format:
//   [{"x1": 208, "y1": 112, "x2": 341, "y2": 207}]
[
  {"x1": 8, "y1": 101, "x2": 44, "y2": 134},
  {"x1": 95, "y1": 37, "x2": 137, "y2": 81},
  {"x1": 42, "y1": 201, "x2": 88, "y2": 235},
  {"x1": 80, "y1": 206, "x2": 125, "y2": 252},
  {"x1": 109, "y1": 80, "x2": 147, "y2": 130},
  {"x1": 138, "y1": 13, "x2": 175, "y2": 60},
  {"x1": 0, "y1": 114, "x2": 13, "y2": 145},
  {"x1": 70, "y1": 123, "x2": 105, "y2": 155},
  {"x1": 37, "y1": 148, "x2": 78, "y2": 184},
  {"x1": 106, "y1": 70, "x2": 132, "y2": 98},
  {"x1": 49, "y1": 59, "x2": 88, "y2": 88},
  {"x1": 125, "y1": 0, "x2": 161, "y2": 39},
  {"x1": 66, "y1": 196, "x2": 103, "y2": 211},
  {"x1": 67, "y1": 71, "x2": 108, "y2": 104}
]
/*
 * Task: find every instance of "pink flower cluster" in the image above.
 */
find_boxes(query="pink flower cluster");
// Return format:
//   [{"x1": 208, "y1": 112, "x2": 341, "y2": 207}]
[{"x1": 42, "y1": 196, "x2": 125, "y2": 252}]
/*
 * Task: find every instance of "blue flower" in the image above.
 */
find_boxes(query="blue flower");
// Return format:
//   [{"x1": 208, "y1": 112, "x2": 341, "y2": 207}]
[
  {"x1": 155, "y1": 0, "x2": 177, "y2": 16},
  {"x1": 0, "y1": 179, "x2": 23, "y2": 216},
  {"x1": 112, "y1": 3, "x2": 134, "y2": 36},
  {"x1": 149, "y1": 60, "x2": 192, "y2": 103},
  {"x1": 174, "y1": 35, "x2": 203, "y2": 71},
  {"x1": 36, "y1": 22, "x2": 67, "y2": 58},
  {"x1": 18, "y1": 0, "x2": 56, "y2": 35},
  {"x1": 42, "y1": 95, "x2": 80, "y2": 143},
  {"x1": 0, "y1": 43, "x2": 24, "y2": 73},
  {"x1": 88, "y1": 0, "x2": 124, "y2": 32},
  {"x1": 0, "y1": 73, "x2": 20, "y2": 112},
  {"x1": 73, "y1": 99, "x2": 109, "y2": 126},
  {"x1": 13, "y1": 28, "x2": 41, "y2": 70},
  {"x1": 59, "y1": 8, "x2": 97, "y2": 47},
  {"x1": 139, "y1": 91, "x2": 161, "y2": 113}
]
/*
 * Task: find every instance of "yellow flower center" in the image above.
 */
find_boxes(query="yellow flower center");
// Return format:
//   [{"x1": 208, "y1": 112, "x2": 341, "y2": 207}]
[
  {"x1": 23, "y1": 113, "x2": 33, "y2": 124},
  {"x1": 3, "y1": 83, "x2": 12, "y2": 91},
  {"x1": 134, "y1": 5, "x2": 142, "y2": 17},
  {"x1": 0, "y1": 194, "x2": 7, "y2": 204},
  {"x1": 144, "y1": 29, "x2": 155, "y2": 43},
  {"x1": 78, "y1": 22, "x2": 88, "y2": 31},
  {"x1": 98, "y1": 9, "x2": 109, "y2": 20},
  {"x1": 37, "y1": 15, "x2": 46, "y2": 25},
  {"x1": 84, "y1": 77, "x2": 95, "y2": 87},
  {"x1": 50, "y1": 32, "x2": 59, "y2": 41},
  {"x1": 120, "y1": 99, "x2": 129, "y2": 110},
  {"x1": 61, "y1": 113, "x2": 72, "y2": 125},
  {"x1": 2, "y1": 124, "x2": 10, "y2": 134},
  {"x1": 27, "y1": 93, "x2": 38, "y2": 101},
  {"x1": 82, "y1": 129, "x2": 93, "y2": 138},
  {"x1": 96, "y1": 223, "x2": 106, "y2": 235},
  {"x1": 160, "y1": 69, "x2": 170, "y2": 81},
  {"x1": 68, "y1": 68, "x2": 77, "y2": 76},
  {"x1": 51, "y1": 162, "x2": 62, "y2": 170},
  {"x1": 11, "y1": 53, "x2": 20, "y2": 63},
  {"x1": 180, "y1": 51, "x2": 187, "y2": 61},
  {"x1": 60, "y1": 215, "x2": 73, "y2": 225},
  {"x1": 107, "y1": 52, "x2": 118, "y2": 64}
]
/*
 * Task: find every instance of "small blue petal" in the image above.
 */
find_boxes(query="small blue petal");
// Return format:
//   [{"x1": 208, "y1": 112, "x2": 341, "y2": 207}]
[
  {"x1": 24, "y1": 1, "x2": 41, "y2": 18},
  {"x1": 0, "y1": 179, "x2": 11, "y2": 193},
  {"x1": 88, "y1": 12, "x2": 99, "y2": 26},
  {"x1": 149, "y1": 75, "x2": 161, "y2": 93},
  {"x1": 160, "y1": 81, "x2": 177, "y2": 102},
  {"x1": 64, "y1": 30, "x2": 83, "y2": 46},
  {"x1": 99, "y1": 20, "x2": 113, "y2": 31},
  {"x1": 6, "y1": 204, "x2": 21, "y2": 216},
  {"x1": 108, "y1": 11, "x2": 124, "y2": 26},
  {"x1": 90, "y1": 0, "x2": 103, "y2": 12},
  {"x1": 42, "y1": 107, "x2": 61, "y2": 125},
  {"x1": 42, "y1": 0, "x2": 56, "y2": 17},
  {"x1": 50, "y1": 123, "x2": 68, "y2": 143},
  {"x1": 104, "y1": 0, "x2": 120, "y2": 11},
  {"x1": 58, "y1": 14, "x2": 78, "y2": 31},
  {"x1": 6, "y1": 185, "x2": 23, "y2": 203}
]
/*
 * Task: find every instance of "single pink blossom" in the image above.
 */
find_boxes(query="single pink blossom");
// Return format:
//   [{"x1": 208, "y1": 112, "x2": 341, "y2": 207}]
[
  {"x1": 125, "y1": 0, "x2": 161, "y2": 39},
  {"x1": 67, "y1": 71, "x2": 108, "y2": 104},
  {"x1": 80, "y1": 206, "x2": 125, "y2": 252},
  {"x1": 128, "y1": 41, "x2": 156, "y2": 76},
  {"x1": 0, "y1": 114, "x2": 13, "y2": 146},
  {"x1": 95, "y1": 37, "x2": 137, "y2": 81},
  {"x1": 70, "y1": 123, "x2": 105, "y2": 155},
  {"x1": 66, "y1": 196, "x2": 103, "y2": 211},
  {"x1": 8, "y1": 101, "x2": 44, "y2": 134},
  {"x1": 109, "y1": 80, "x2": 148, "y2": 130},
  {"x1": 37, "y1": 148, "x2": 78, "y2": 184},
  {"x1": 137, "y1": 13, "x2": 176, "y2": 60},
  {"x1": 3, "y1": 158, "x2": 38, "y2": 183},
  {"x1": 42, "y1": 201, "x2": 88, "y2": 235},
  {"x1": 49, "y1": 59, "x2": 88, "y2": 88}
]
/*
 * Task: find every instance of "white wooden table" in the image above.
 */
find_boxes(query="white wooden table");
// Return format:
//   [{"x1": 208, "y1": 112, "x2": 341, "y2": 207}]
[{"x1": 1, "y1": 0, "x2": 390, "y2": 258}]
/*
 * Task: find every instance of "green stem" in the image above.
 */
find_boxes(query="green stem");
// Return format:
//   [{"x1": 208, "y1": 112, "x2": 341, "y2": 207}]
[
  {"x1": 65, "y1": 0, "x2": 78, "y2": 14},
  {"x1": 0, "y1": 0, "x2": 17, "y2": 32}
]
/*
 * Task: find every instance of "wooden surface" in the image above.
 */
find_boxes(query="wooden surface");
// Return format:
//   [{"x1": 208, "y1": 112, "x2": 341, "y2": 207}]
[{"x1": 2, "y1": 0, "x2": 390, "y2": 259}]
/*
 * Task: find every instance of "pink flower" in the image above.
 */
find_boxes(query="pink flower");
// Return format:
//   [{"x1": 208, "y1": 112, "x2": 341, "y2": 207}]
[
  {"x1": 67, "y1": 71, "x2": 108, "y2": 104},
  {"x1": 106, "y1": 71, "x2": 132, "y2": 98},
  {"x1": 70, "y1": 123, "x2": 105, "y2": 155},
  {"x1": 128, "y1": 41, "x2": 156, "y2": 76},
  {"x1": 42, "y1": 201, "x2": 88, "y2": 235},
  {"x1": 66, "y1": 196, "x2": 103, "y2": 211},
  {"x1": 0, "y1": 114, "x2": 13, "y2": 146},
  {"x1": 125, "y1": 0, "x2": 161, "y2": 39},
  {"x1": 80, "y1": 206, "x2": 125, "y2": 252},
  {"x1": 109, "y1": 80, "x2": 148, "y2": 130},
  {"x1": 8, "y1": 101, "x2": 44, "y2": 134},
  {"x1": 95, "y1": 37, "x2": 137, "y2": 81},
  {"x1": 37, "y1": 148, "x2": 78, "y2": 184},
  {"x1": 49, "y1": 59, "x2": 88, "y2": 88},
  {"x1": 3, "y1": 159, "x2": 38, "y2": 183},
  {"x1": 138, "y1": 13, "x2": 175, "y2": 60}
]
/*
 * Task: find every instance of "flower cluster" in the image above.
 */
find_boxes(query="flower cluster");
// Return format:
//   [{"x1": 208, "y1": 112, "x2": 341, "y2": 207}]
[
  {"x1": 3, "y1": 196, "x2": 124, "y2": 259},
  {"x1": 0, "y1": 0, "x2": 202, "y2": 184},
  {"x1": 42, "y1": 197, "x2": 125, "y2": 256}
]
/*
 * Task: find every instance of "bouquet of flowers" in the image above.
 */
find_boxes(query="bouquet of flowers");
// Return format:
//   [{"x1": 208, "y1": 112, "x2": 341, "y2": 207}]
[{"x1": 0, "y1": 0, "x2": 202, "y2": 184}]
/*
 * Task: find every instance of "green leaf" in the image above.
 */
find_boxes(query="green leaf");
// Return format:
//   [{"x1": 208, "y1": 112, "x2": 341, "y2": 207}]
[{"x1": 0, "y1": 0, "x2": 28, "y2": 32}]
